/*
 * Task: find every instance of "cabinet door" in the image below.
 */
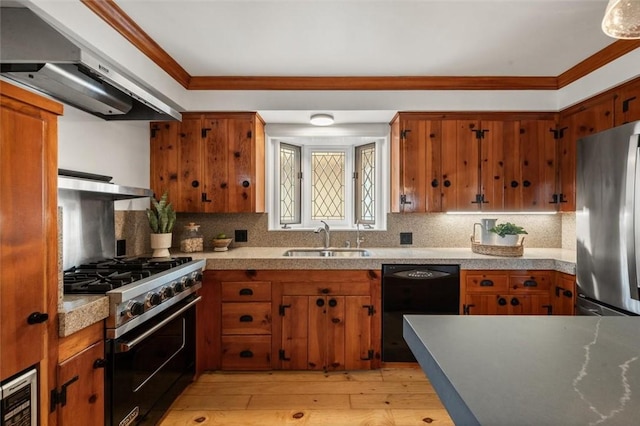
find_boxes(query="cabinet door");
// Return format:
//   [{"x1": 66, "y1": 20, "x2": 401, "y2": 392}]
[
  {"x1": 177, "y1": 116, "x2": 204, "y2": 212},
  {"x1": 480, "y1": 120, "x2": 510, "y2": 210},
  {"x1": 344, "y1": 296, "x2": 373, "y2": 370},
  {"x1": 227, "y1": 116, "x2": 258, "y2": 212},
  {"x1": 324, "y1": 296, "x2": 345, "y2": 371},
  {"x1": 57, "y1": 341, "x2": 105, "y2": 426},
  {"x1": 464, "y1": 293, "x2": 509, "y2": 315},
  {"x1": 559, "y1": 99, "x2": 614, "y2": 211},
  {"x1": 508, "y1": 294, "x2": 552, "y2": 315},
  {"x1": 1, "y1": 92, "x2": 55, "y2": 379},
  {"x1": 553, "y1": 273, "x2": 576, "y2": 316},
  {"x1": 201, "y1": 117, "x2": 229, "y2": 212},
  {"x1": 279, "y1": 296, "x2": 309, "y2": 370},
  {"x1": 615, "y1": 80, "x2": 640, "y2": 125},
  {"x1": 441, "y1": 120, "x2": 480, "y2": 211},
  {"x1": 517, "y1": 120, "x2": 557, "y2": 211},
  {"x1": 149, "y1": 122, "x2": 180, "y2": 204},
  {"x1": 399, "y1": 119, "x2": 428, "y2": 212}
]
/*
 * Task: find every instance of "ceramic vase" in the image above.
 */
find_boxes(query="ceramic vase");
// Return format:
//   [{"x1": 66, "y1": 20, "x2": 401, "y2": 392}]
[{"x1": 150, "y1": 232, "x2": 172, "y2": 257}]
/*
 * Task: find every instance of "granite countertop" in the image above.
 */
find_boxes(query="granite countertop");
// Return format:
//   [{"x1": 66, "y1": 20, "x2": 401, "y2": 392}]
[
  {"x1": 57, "y1": 247, "x2": 576, "y2": 337},
  {"x1": 403, "y1": 315, "x2": 640, "y2": 426},
  {"x1": 188, "y1": 246, "x2": 576, "y2": 274}
]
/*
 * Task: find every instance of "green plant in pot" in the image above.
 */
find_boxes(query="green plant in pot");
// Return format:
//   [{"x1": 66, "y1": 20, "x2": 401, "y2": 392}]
[
  {"x1": 147, "y1": 191, "x2": 176, "y2": 257},
  {"x1": 489, "y1": 222, "x2": 527, "y2": 246}
]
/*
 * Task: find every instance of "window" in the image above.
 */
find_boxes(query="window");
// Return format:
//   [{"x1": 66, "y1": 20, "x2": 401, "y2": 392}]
[{"x1": 271, "y1": 134, "x2": 387, "y2": 230}]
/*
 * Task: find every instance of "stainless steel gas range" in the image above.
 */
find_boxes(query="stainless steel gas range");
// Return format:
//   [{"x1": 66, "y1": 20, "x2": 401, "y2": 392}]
[{"x1": 58, "y1": 170, "x2": 205, "y2": 426}]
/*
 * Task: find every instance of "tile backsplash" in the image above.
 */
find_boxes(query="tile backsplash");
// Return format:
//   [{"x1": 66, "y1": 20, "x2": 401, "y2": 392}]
[{"x1": 117, "y1": 211, "x2": 576, "y2": 256}]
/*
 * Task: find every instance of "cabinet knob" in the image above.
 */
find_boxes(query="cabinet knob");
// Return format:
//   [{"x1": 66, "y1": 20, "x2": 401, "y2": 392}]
[
  {"x1": 316, "y1": 298, "x2": 325, "y2": 307},
  {"x1": 443, "y1": 180, "x2": 451, "y2": 187},
  {"x1": 510, "y1": 297, "x2": 520, "y2": 306},
  {"x1": 239, "y1": 350, "x2": 254, "y2": 358},
  {"x1": 498, "y1": 297, "x2": 507, "y2": 306},
  {"x1": 431, "y1": 179, "x2": 439, "y2": 188},
  {"x1": 510, "y1": 180, "x2": 519, "y2": 188},
  {"x1": 239, "y1": 315, "x2": 253, "y2": 322},
  {"x1": 242, "y1": 180, "x2": 250, "y2": 188},
  {"x1": 93, "y1": 358, "x2": 107, "y2": 369},
  {"x1": 328, "y1": 298, "x2": 338, "y2": 307},
  {"x1": 480, "y1": 279, "x2": 494, "y2": 287},
  {"x1": 27, "y1": 312, "x2": 48, "y2": 325},
  {"x1": 239, "y1": 288, "x2": 254, "y2": 296},
  {"x1": 191, "y1": 180, "x2": 200, "y2": 188},
  {"x1": 523, "y1": 180, "x2": 531, "y2": 187}
]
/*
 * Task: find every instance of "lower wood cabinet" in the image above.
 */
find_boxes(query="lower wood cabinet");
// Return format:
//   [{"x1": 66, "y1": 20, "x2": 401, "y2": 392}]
[
  {"x1": 199, "y1": 270, "x2": 381, "y2": 373},
  {"x1": 55, "y1": 321, "x2": 105, "y2": 425},
  {"x1": 462, "y1": 270, "x2": 573, "y2": 315}
]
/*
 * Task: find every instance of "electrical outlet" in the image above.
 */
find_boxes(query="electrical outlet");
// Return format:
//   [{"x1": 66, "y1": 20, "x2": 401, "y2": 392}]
[
  {"x1": 116, "y1": 239, "x2": 126, "y2": 256},
  {"x1": 400, "y1": 232, "x2": 413, "y2": 245},
  {"x1": 235, "y1": 229, "x2": 248, "y2": 242}
]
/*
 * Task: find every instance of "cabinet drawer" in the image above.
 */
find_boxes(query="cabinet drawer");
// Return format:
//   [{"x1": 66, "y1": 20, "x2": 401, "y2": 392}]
[
  {"x1": 221, "y1": 281, "x2": 271, "y2": 302},
  {"x1": 221, "y1": 336, "x2": 271, "y2": 370},
  {"x1": 222, "y1": 302, "x2": 272, "y2": 334},
  {"x1": 465, "y1": 273, "x2": 509, "y2": 292},
  {"x1": 509, "y1": 273, "x2": 551, "y2": 293}
]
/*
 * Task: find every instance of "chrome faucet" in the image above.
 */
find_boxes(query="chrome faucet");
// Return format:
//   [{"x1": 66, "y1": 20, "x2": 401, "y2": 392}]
[
  {"x1": 314, "y1": 220, "x2": 331, "y2": 248},
  {"x1": 355, "y1": 220, "x2": 364, "y2": 248}
]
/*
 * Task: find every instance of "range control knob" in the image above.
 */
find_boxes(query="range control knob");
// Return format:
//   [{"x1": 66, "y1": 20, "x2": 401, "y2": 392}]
[
  {"x1": 172, "y1": 280, "x2": 184, "y2": 293},
  {"x1": 145, "y1": 292, "x2": 162, "y2": 307},
  {"x1": 185, "y1": 276, "x2": 195, "y2": 288},
  {"x1": 124, "y1": 301, "x2": 144, "y2": 318},
  {"x1": 161, "y1": 286, "x2": 174, "y2": 300},
  {"x1": 195, "y1": 272, "x2": 203, "y2": 283}
]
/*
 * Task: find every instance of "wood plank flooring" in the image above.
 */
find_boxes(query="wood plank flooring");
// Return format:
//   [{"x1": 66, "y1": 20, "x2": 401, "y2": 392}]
[{"x1": 159, "y1": 367, "x2": 454, "y2": 426}]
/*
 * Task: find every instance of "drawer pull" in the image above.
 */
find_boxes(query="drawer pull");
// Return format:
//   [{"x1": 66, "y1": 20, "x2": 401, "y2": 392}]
[
  {"x1": 480, "y1": 279, "x2": 494, "y2": 287},
  {"x1": 239, "y1": 350, "x2": 254, "y2": 358},
  {"x1": 239, "y1": 288, "x2": 254, "y2": 296},
  {"x1": 523, "y1": 280, "x2": 538, "y2": 287},
  {"x1": 239, "y1": 315, "x2": 253, "y2": 322}
]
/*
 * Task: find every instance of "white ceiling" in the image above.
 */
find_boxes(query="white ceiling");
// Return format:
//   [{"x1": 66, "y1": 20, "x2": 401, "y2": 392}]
[
  {"x1": 116, "y1": 0, "x2": 614, "y2": 78},
  {"x1": 105, "y1": 0, "x2": 620, "y2": 124}
]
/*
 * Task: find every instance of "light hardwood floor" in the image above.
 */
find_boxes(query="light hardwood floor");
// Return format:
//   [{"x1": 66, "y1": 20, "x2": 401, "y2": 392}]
[{"x1": 159, "y1": 367, "x2": 454, "y2": 426}]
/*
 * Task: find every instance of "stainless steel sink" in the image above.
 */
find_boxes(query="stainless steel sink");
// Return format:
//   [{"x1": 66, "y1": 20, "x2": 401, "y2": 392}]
[{"x1": 283, "y1": 248, "x2": 371, "y2": 257}]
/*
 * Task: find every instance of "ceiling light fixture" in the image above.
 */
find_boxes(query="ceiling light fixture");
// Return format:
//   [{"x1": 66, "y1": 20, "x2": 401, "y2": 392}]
[
  {"x1": 310, "y1": 113, "x2": 334, "y2": 126},
  {"x1": 602, "y1": 0, "x2": 640, "y2": 39}
]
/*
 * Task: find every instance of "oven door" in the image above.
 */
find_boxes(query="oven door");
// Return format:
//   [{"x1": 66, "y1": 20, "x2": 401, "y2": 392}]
[{"x1": 106, "y1": 295, "x2": 200, "y2": 426}]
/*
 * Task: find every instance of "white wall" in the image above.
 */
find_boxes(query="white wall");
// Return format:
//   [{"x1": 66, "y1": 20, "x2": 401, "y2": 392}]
[{"x1": 57, "y1": 105, "x2": 151, "y2": 210}]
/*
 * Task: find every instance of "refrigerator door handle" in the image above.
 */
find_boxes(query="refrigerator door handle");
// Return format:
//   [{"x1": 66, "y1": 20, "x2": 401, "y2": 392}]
[{"x1": 627, "y1": 138, "x2": 640, "y2": 301}]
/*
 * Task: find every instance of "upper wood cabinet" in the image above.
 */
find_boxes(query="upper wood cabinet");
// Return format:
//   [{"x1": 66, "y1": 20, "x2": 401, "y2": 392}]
[
  {"x1": 614, "y1": 78, "x2": 640, "y2": 126},
  {"x1": 150, "y1": 112, "x2": 265, "y2": 213},
  {"x1": 557, "y1": 97, "x2": 614, "y2": 211},
  {"x1": 391, "y1": 113, "x2": 558, "y2": 213}
]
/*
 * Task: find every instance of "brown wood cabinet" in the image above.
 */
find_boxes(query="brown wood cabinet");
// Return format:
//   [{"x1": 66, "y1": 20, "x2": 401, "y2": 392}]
[
  {"x1": 614, "y1": 78, "x2": 640, "y2": 126},
  {"x1": 462, "y1": 270, "x2": 557, "y2": 315},
  {"x1": 198, "y1": 270, "x2": 381, "y2": 374},
  {"x1": 557, "y1": 97, "x2": 614, "y2": 212},
  {"x1": 56, "y1": 322, "x2": 105, "y2": 426},
  {"x1": 391, "y1": 113, "x2": 558, "y2": 213},
  {"x1": 552, "y1": 272, "x2": 576, "y2": 315},
  {"x1": 150, "y1": 112, "x2": 265, "y2": 213},
  {"x1": 0, "y1": 81, "x2": 61, "y2": 422}
]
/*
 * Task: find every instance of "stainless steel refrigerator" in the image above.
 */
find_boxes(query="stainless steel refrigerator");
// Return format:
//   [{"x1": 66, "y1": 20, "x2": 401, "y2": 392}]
[{"x1": 576, "y1": 120, "x2": 640, "y2": 316}]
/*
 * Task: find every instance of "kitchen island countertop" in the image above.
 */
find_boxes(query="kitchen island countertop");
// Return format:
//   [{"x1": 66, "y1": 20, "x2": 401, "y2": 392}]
[
  {"x1": 403, "y1": 315, "x2": 640, "y2": 426},
  {"x1": 188, "y1": 246, "x2": 576, "y2": 274}
]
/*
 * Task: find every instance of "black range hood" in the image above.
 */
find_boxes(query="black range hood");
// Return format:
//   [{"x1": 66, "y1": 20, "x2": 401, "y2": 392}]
[{"x1": 1, "y1": 7, "x2": 182, "y2": 121}]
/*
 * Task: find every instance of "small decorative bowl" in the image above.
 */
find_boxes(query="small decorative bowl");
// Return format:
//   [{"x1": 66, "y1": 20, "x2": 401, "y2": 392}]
[{"x1": 212, "y1": 238, "x2": 233, "y2": 252}]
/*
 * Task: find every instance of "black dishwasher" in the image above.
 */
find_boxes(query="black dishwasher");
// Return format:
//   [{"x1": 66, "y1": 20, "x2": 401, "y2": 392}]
[{"x1": 382, "y1": 264, "x2": 460, "y2": 362}]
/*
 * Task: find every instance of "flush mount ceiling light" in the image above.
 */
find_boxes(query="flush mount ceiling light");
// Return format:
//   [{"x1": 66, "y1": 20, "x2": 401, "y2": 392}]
[
  {"x1": 310, "y1": 113, "x2": 334, "y2": 126},
  {"x1": 602, "y1": 0, "x2": 640, "y2": 39}
]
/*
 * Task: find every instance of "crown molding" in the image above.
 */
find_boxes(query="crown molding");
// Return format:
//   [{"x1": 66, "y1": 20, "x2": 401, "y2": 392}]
[{"x1": 83, "y1": 0, "x2": 639, "y2": 91}]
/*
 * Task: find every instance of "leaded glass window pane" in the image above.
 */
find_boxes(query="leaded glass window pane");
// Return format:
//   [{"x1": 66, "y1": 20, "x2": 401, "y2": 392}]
[
  {"x1": 280, "y1": 143, "x2": 301, "y2": 224},
  {"x1": 356, "y1": 143, "x2": 375, "y2": 223},
  {"x1": 311, "y1": 152, "x2": 345, "y2": 220}
]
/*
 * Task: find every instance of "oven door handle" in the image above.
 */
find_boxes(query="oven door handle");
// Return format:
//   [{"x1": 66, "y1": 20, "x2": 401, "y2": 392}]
[{"x1": 118, "y1": 296, "x2": 201, "y2": 353}]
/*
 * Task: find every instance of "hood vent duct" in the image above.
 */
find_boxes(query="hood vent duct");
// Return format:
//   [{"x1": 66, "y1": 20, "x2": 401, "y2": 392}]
[{"x1": 1, "y1": 7, "x2": 182, "y2": 121}]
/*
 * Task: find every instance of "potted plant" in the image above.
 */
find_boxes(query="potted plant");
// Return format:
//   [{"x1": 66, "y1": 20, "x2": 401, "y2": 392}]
[
  {"x1": 489, "y1": 222, "x2": 527, "y2": 246},
  {"x1": 147, "y1": 191, "x2": 176, "y2": 257}
]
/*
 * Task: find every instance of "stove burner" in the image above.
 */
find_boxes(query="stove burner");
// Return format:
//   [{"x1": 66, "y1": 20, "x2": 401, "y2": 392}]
[{"x1": 63, "y1": 256, "x2": 193, "y2": 294}]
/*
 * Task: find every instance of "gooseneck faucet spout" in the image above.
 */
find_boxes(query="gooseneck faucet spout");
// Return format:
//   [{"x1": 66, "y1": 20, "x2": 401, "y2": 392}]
[{"x1": 314, "y1": 220, "x2": 331, "y2": 248}]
